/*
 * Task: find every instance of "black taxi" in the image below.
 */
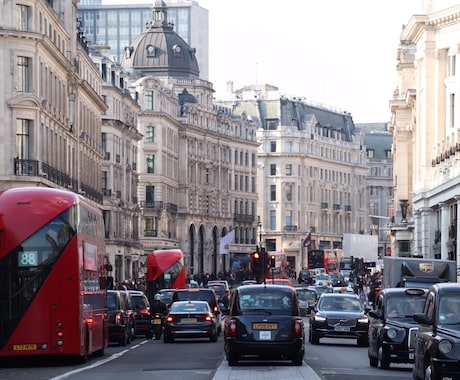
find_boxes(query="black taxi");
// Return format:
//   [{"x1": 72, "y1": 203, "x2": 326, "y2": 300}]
[
  {"x1": 368, "y1": 287, "x2": 427, "y2": 369},
  {"x1": 224, "y1": 284, "x2": 304, "y2": 366},
  {"x1": 412, "y1": 283, "x2": 460, "y2": 380}
]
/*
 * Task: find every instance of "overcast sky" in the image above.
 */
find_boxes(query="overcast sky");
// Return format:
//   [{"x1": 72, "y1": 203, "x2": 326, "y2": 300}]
[{"x1": 104, "y1": 0, "x2": 425, "y2": 123}]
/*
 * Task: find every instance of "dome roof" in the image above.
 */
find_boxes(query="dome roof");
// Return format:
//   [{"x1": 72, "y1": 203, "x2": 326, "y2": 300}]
[{"x1": 121, "y1": 0, "x2": 199, "y2": 78}]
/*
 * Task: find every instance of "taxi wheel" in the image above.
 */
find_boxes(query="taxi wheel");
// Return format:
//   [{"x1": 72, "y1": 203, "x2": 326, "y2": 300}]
[
  {"x1": 369, "y1": 355, "x2": 378, "y2": 367},
  {"x1": 227, "y1": 353, "x2": 239, "y2": 366},
  {"x1": 309, "y1": 328, "x2": 320, "y2": 345},
  {"x1": 378, "y1": 346, "x2": 390, "y2": 369}
]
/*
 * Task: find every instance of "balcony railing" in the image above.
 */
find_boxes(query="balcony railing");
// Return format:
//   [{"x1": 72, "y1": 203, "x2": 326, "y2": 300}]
[
  {"x1": 142, "y1": 201, "x2": 163, "y2": 210},
  {"x1": 344, "y1": 205, "x2": 352, "y2": 212},
  {"x1": 284, "y1": 225, "x2": 298, "y2": 232},
  {"x1": 333, "y1": 204, "x2": 340, "y2": 211},
  {"x1": 233, "y1": 213, "x2": 256, "y2": 223},
  {"x1": 320, "y1": 202, "x2": 328, "y2": 209}
]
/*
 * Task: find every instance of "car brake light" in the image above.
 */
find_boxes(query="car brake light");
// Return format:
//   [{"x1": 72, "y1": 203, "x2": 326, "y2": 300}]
[
  {"x1": 294, "y1": 319, "x2": 302, "y2": 337},
  {"x1": 139, "y1": 309, "x2": 150, "y2": 316},
  {"x1": 228, "y1": 319, "x2": 237, "y2": 337},
  {"x1": 201, "y1": 314, "x2": 213, "y2": 322},
  {"x1": 115, "y1": 313, "x2": 123, "y2": 325},
  {"x1": 166, "y1": 315, "x2": 179, "y2": 323}
]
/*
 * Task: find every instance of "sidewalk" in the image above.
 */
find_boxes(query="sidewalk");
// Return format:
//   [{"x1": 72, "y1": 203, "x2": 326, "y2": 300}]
[{"x1": 212, "y1": 359, "x2": 322, "y2": 380}]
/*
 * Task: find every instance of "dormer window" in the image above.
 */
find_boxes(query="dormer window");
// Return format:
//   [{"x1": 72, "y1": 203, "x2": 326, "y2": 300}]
[
  {"x1": 146, "y1": 45, "x2": 155, "y2": 57},
  {"x1": 125, "y1": 46, "x2": 134, "y2": 59},
  {"x1": 172, "y1": 44, "x2": 182, "y2": 57}
]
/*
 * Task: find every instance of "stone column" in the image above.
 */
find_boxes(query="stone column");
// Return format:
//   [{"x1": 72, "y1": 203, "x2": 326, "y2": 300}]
[
  {"x1": 419, "y1": 207, "x2": 433, "y2": 258},
  {"x1": 440, "y1": 202, "x2": 449, "y2": 260}
]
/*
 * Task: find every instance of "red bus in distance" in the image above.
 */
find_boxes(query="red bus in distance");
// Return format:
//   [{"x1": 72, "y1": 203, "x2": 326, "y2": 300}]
[
  {"x1": 0, "y1": 187, "x2": 108, "y2": 361},
  {"x1": 307, "y1": 249, "x2": 344, "y2": 274},
  {"x1": 145, "y1": 249, "x2": 186, "y2": 301}
]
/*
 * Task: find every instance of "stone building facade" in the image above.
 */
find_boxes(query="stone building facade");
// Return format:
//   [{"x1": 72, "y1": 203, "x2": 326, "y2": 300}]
[
  {"x1": 216, "y1": 83, "x2": 369, "y2": 274},
  {"x1": 390, "y1": 0, "x2": 460, "y2": 276}
]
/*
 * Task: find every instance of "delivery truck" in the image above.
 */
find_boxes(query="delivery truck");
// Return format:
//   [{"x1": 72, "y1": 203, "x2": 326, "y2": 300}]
[{"x1": 383, "y1": 256, "x2": 457, "y2": 289}]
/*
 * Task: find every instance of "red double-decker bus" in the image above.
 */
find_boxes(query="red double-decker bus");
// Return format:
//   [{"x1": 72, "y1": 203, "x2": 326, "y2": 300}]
[
  {"x1": 145, "y1": 249, "x2": 186, "y2": 300},
  {"x1": 307, "y1": 249, "x2": 344, "y2": 274},
  {"x1": 0, "y1": 187, "x2": 108, "y2": 361}
]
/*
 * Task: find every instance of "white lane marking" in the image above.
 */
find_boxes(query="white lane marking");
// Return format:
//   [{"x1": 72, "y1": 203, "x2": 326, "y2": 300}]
[{"x1": 49, "y1": 340, "x2": 150, "y2": 380}]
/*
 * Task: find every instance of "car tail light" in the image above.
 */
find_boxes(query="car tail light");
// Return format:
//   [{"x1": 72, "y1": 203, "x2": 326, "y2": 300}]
[
  {"x1": 139, "y1": 309, "x2": 151, "y2": 316},
  {"x1": 115, "y1": 313, "x2": 123, "y2": 325},
  {"x1": 294, "y1": 319, "x2": 302, "y2": 337},
  {"x1": 201, "y1": 314, "x2": 213, "y2": 322},
  {"x1": 228, "y1": 319, "x2": 237, "y2": 337},
  {"x1": 166, "y1": 315, "x2": 179, "y2": 323}
]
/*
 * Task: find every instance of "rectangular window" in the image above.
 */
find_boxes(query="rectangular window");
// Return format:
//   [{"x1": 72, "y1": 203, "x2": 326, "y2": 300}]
[
  {"x1": 270, "y1": 184, "x2": 276, "y2": 201},
  {"x1": 144, "y1": 216, "x2": 158, "y2": 237},
  {"x1": 16, "y1": 4, "x2": 30, "y2": 31},
  {"x1": 146, "y1": 154, "x2": 154, "y2": 173},
  {"x1": 270, "y1": 164, "x2": 276, "y2": 175},
  {"x1": 17, "y1": 56, "x2": 31, "y2": 92},
  {"x1": 367, "y1": 149, "x2": 374, "y2": 158},
  {"x1": 270, "y1": 210, "x2": 276, "y2": 230},
  {"x1": 266, "y1": 118, "x2": 278, "y2": 130},
  {"x1": 16, "y1": 119, "x2": 30, "y2": 159},
  {"x1": 146, "y1": 185, "x2": 154, "y2": 206},
  {"x1": 145, "y1": 125, "x2": 154, "y2": 142},
  {"x1": 286, "y1": 164, "x2": 292, "y2": 176},
  {"x1": 451, "y1": 93, "x2": 455, "y2": 129},
  {"x1": 285, "y1": 184, "x2": 292, "y2": 201},
  {"x1": 270, "y1": 141, "x2": 276, "y2": 152},
  {"x1": 144, "y1": 90, "x2": 154, "y2": 110},
  {"x1": 285, "y1": 210, "x2": 293, "y2": 226}
]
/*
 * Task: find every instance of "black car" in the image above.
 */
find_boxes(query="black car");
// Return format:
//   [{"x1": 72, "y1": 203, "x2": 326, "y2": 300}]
[
  {"x1": 129, "y1": 291, "x2": 154, "y2": 338},
  {"x1": 367, "y1": 288, "x2": 427, "y2": 369},
  {"x1": 412, "y1": 283, "x2": 460, "y2": 380},
  {"x1": 107, "y1": 290, "x2": 134, "y2": 346},
  {"x1": 224, "y1": 284, "x2": 305, "y2": 366},
  {"x1": 298, "y1": 269, "x2": 313, "y2": 285},
  {"x1": 171, "y1": 288, "x2": 222, "y2": 333},
  {"x1": 309, "y1": 293, "x2": 369, "y2": 346},
  {"x1": 295, "y1": 287, "x2": 317, "y2": 316},
  {"x1": 163, "y1": 300, "x2": 218, "y2": 343},
  {"x1": 157, "y1": 288, "x2": 176, "y2": 308}
]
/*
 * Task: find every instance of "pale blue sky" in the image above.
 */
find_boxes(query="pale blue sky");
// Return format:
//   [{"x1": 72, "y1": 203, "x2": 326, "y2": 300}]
[{"x1": 105, "y1": 0, "x2": 424, "y2": 123}]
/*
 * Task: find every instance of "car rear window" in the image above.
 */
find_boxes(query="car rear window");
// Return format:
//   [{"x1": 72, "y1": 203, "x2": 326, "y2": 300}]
[
  {"x1": 131, "y1": 295, "x2": 148, "y2": 309},
  {"x1": 171, "y1": 302, "x2": 209, "y2": 313},
  {"x1": 296, "y1": 289, "x2": 316, "y2": 301},
  {"x1": 237, "y1": 288, "x2": 294, "y2": 314},
  {"x1": 174, "y1": 289, "x2": 214, "y2": 303}
]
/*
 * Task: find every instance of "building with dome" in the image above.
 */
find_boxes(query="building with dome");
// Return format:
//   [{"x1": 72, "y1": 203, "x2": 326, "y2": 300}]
[{"x1": 120, "y1": 0, "x2": 259, "y2": 277}]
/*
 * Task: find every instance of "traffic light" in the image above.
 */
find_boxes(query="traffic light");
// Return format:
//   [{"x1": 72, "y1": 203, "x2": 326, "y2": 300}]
[
  {"x1": 270, "y1": 255, "x2": 276, "y2": 268},
  {"x1": 252, "y1": 251, "x2": 262, "y2": 274}
]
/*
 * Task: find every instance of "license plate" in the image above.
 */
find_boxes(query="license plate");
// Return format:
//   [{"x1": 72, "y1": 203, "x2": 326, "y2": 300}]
[
  {"x1": 259, "y1": 331, "x2": 271, "y2": 340},
  {"x1": 181, "y1": 318, "x2": 197, "y2": 323},
  {"x1": 13, "y1": 344, "x2": 37, "y2": 351},
  {"x1": 334, "y1": 326, "x2": 350, "y2": 332},
  {"x1": 153, "y1": 319, "x2": 162, "y2": 325},
  {"x1": 253, "y1": 322, "x2": 278, "y2": 330}
]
